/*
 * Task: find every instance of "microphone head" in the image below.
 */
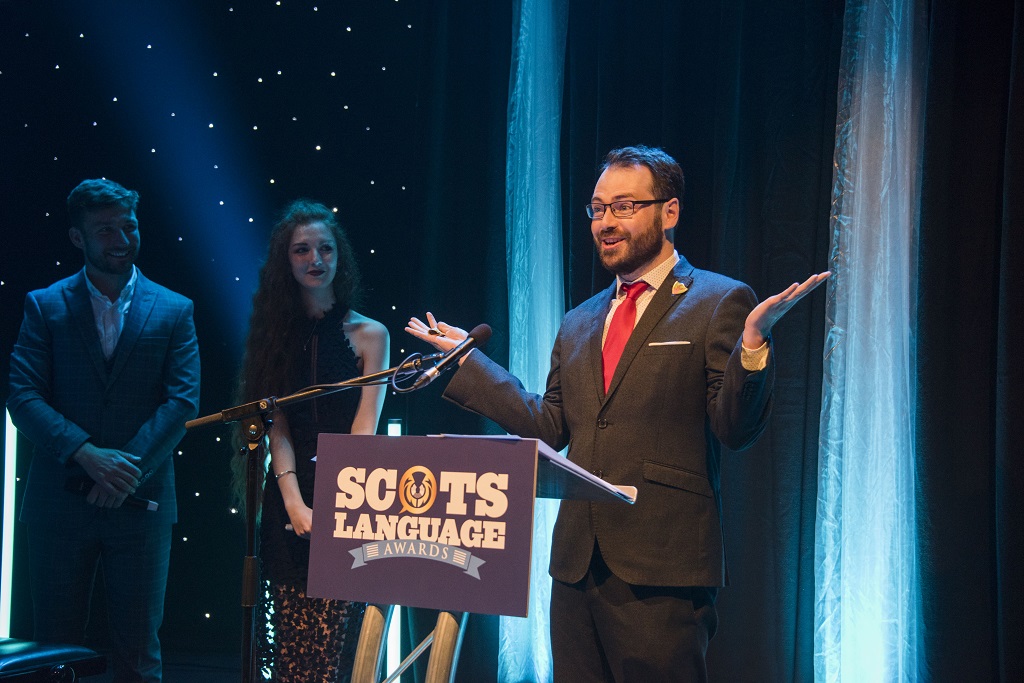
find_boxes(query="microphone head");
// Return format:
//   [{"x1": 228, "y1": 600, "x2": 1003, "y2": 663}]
[{"x1": 467, "y1": 324, "x2": 492, "y2": 346}]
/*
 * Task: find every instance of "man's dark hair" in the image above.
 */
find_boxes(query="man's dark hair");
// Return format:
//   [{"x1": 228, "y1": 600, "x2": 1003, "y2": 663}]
[
  {"x1": 67, "y1": 178, "x2": 140, "y2": 228},
  {"x1": 600, "y1": 145, "x2": 685, "y2": 208}
]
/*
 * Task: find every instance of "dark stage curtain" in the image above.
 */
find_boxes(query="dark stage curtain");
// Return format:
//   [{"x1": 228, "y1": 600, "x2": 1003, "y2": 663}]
[
  {"x1": 400, "y1": 1, "x2": 513, "y2": 436},
  {"x1": 558, "y1": 0, "x2": 1022, "y2": 679},
  {"x1": 915, "y1": 0, "x2": 1023, "y2": 679},
  {"x1": 399, "y1": 3, "x2": 512, "y2": 681},
  {"x1": 561, "y1": 1, "x2": 844, "y2": 680}
]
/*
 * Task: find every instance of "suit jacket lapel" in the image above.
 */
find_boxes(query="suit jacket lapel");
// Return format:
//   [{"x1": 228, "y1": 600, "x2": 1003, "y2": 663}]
[
  {"x1": 64, "y1": 272, "x2": 109, "y2": 381},
  {"x1": 108, "y1": 273, "x2": 156, "y2": 384},
  {"x1": 589, "y1": 282, "x2": 617, "y2": 403},
  {"x1": 603, "y1": 259, "x2": 696, "y2": 402}
]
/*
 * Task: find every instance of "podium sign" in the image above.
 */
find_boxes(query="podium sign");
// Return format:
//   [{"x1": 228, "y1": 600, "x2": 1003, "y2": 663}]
[{"x1": 307, "y1": 434, "x2": 538, "y2": 617}]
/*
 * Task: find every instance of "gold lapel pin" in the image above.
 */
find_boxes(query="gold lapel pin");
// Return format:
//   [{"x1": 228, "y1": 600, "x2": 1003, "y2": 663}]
[{"x1": 672, "y1": 280, "x2": 689, "y2": 295}]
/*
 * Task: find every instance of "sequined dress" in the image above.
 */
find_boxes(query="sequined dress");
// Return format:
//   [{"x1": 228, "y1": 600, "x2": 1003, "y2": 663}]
[{"x1": 258, "y1": 305, "x2": 366, "y2": 683}]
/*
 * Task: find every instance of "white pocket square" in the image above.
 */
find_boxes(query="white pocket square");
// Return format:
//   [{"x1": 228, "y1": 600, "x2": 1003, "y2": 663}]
[{"x1": 648, "y1": 340, "x2": 691, "y2": 346}]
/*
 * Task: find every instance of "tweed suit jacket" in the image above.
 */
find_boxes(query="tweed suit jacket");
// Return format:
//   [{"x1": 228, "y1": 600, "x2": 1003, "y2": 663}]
[
  {"x1": 8, "y1": 269, "x2": 200, "y2": 526},
  {"x1": 444, "y1": 256, "x2": 774, "y2": 587}
]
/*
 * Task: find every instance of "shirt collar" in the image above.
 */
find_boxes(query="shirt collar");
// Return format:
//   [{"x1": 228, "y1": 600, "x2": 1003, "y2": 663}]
[{"x1": 83, "y1": 265, "x2": 138, "y2": 305}]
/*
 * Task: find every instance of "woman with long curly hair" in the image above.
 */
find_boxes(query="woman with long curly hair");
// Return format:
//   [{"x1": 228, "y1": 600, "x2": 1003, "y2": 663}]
[{"x1": 234, "y1": 199, "x2": 389, "y2": 682}]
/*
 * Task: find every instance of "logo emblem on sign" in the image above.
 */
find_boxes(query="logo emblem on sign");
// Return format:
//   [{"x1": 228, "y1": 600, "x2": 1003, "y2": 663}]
[{"x1": 399, "y1": 466, "x2": 436, "y2": 514}]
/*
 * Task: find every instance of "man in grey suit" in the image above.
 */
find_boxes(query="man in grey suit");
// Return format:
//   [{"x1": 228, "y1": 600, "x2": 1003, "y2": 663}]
[
  {"x1": 8, "y1": 179, "x2": 200, "y2": 683},
  {"x1": 408, "y1": 146, "x2": 828, "y2": 682}
]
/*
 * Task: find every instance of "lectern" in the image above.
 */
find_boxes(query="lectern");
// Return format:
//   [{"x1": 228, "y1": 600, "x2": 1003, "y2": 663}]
[{"x1": 306, "y1": 434, "x2": 635, "y2": 682}]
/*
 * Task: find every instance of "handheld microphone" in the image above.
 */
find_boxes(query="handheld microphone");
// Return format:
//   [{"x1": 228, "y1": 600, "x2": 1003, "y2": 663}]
[
  {"x1": 411, "y1": 324, "x2": 492, "y2": 390},
  {"x1": 65, "y1": 477, "x2": 159, "y2": 512}
]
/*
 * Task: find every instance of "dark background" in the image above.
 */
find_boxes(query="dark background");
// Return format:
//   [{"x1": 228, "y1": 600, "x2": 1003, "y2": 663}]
[{"x1": 1, "y1": 1, "x2": 1020, "y2": 681}]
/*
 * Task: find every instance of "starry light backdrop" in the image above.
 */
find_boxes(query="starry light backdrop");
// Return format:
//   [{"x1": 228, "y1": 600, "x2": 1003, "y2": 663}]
[{"x1": 1, "y1": 0, "x2": 498, "y2": 658}]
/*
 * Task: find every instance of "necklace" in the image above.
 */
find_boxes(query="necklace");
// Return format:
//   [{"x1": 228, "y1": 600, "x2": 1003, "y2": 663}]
[{"x1": 303, "y1": 315, "x2": 322, "y2": 352}]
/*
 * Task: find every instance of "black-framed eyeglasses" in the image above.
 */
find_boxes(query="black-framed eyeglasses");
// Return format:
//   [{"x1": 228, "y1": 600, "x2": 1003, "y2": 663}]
[{"x1": 585, "y1": 198, "x2": 672, "y2": 219}]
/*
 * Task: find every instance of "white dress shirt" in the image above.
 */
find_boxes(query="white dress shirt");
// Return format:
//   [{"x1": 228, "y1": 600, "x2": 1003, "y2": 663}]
[{"x1": 84, "y1": 266, "x2": 138, "y2": 360}]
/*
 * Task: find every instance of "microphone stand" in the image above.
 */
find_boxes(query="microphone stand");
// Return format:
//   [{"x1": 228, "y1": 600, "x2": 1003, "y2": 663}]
[{"x1": 185, "y1": 353, "x2": 439, "y2": 683}]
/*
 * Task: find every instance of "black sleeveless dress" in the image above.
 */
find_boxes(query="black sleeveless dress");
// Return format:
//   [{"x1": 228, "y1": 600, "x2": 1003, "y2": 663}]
[{"x1": 258, "y1": 305, "x2": 366, "y2": 683}]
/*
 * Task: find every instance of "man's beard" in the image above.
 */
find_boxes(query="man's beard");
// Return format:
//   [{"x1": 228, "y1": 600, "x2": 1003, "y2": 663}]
[
  {"x1": 86, "y1": 247, "x2": 136, "y2": 276},
  {"x1": 596, "y1": 212, "x2": 664, "y2": 276}
]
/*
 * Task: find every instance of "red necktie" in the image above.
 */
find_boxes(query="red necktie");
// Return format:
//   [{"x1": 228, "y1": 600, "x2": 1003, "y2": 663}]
[{"x1": 603, "y1": 281, "x2": 648, "y2": 393}]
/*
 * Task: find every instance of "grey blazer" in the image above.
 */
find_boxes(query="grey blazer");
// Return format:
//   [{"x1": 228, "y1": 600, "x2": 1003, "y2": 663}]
[
  {"x1": 444, "y1": 257, "x2": 773, "y2": 587},
  {"x1": 8, "y1": 270, "x2": 200, "y2": 526}
]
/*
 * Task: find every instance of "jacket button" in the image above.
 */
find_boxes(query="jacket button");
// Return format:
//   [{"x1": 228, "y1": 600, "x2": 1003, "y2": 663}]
[{"x1": 597, "y1": 418, "x2": 608, "y2": 428}]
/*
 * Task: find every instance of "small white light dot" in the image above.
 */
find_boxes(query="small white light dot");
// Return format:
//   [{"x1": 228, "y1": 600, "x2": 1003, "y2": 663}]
[
  {"x1": 55, "y1": 64, "x2": 60, "y2": 69},
  {"x1": 332, "y1": 207, "x2": 338, "y2": 213},
  {"x1": 214, "y1": 164, "x2": 219, "y2": 169},
  {"x1": 178, "y1": 237, "x2": 182, "y2": 241},
  {"x1": 92, "y1": 122, "x2": 97, "y2": 126},
  {"x1": 147, "y1": 44, "x2": 152, "y2": 49},
  {"x1": 343, "y1": 105, "x2": 349, "y2": 110},
  {"x1": 257, "y1": 77, "x2": 263, "y2": 83},
  {"x1": 195, "y1": 492, "x2": 200, "y2": 497},
  {"x1": 178, "y1": 450, "x2": 183, "y2": 455},
  {"x1": 182, "y1": 537, "x2": 188, "y2": 542},
  {"x1": 391, "y1": 305, "x2": 397, "y2": 310},
  {"x1": 213, "y1": 72, "x2": 218, "y2": 76},
  {"x1": 112, "y1": 97, "x2": 118, "y2": 102},
  {"x1": 204, "y1": 613, "x2": 211, "y2": 619},
  {"x1": 330, "y1": 71, "x2": 336, "y2": 77},
  {"x1": 370, "y1": 249, "x2": 375, "y2": 254},
  {"x1": 171, "y1": 112, "x2": 176, "y2": 117},
  {"x1": 53, "y1": 157, "x2": 58, "y2": 161},
  {"x1": 277, "y1": 70, "x2": 282, "y2": 75},
  {"x1": 408, "y1": 24, "x2": 412, "y2": 28},
  {"x1": 235, "y1": 277, "x2": 240, "y2": 281},
  {"x1": 151, "y1": 148, "x2": 156, "y2": 153},
  {"x1": 370, "y1": 180, "x2": 375, "y2": 185},
  {"x1": 252, "y1": 125, "x2": 258, "y2": 130},
  {"x1": 315, "y1": 145, "x2": 322, "y2": 151},
  {"x1": 381, "y1": 66, "x2": 386, "y2": 71},
  {"x1": 365, "y1": 126, "x2": 370, "y2": 131},
  {"x1": 269, "y1": 179, "x2": 275, "y2": 184},
  {"x1": 80, "y1": 33, "x2": 85, "y2": 38},
  {"x1": 401, "y1": 186, "x2": 406, "y2": 190},
  {"x1": 216, "y1": 437, "x2": 222, "y2": 441},
  {"x1": 346, "y1": 26, "x2": 352, "y2": 32},
  {"x1": 291, "y1": 116, "x2": 297, "y2": 121},
  {"x1": 56, "y1": 261, "x2": 61, "y2": 266},
  {"x1": 248, "y1": 217, "x2": 254, "y2": 222},
  {"x1": 230, "y1": 508, "x2": 238, "y2": 514},
  {"x1": 209, "y1": 123, "x2": 214, "y2": 128},
  {"x1": 219, "y1": 200, "x2": 225, "y2": 206}
]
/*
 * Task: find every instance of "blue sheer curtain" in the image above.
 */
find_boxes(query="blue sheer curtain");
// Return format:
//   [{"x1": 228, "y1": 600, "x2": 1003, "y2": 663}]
[
  {"x1": 501, "y1": 0, "x2": 568, "y2": 681},
  {"x1": 816, "y1": 0, "x2": 926, "y2": 680}
]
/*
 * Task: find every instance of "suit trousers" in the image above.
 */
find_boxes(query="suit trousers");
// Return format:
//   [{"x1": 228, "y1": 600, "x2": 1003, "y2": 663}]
[
  {"x1": 550, "y1": 545, "x2": 718, "y2": 683},
  {"x1": 27, "y1": 514, "x2": 172, "y2": 683}
]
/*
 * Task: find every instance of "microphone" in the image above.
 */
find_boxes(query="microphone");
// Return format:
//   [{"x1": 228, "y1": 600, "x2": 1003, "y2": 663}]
[
  {"x1": 65, "y1": 477, "x2": 159, "y2": 512},
  {"x1": 411, "y1": 324, "x2": 492, "y2": 390}
]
